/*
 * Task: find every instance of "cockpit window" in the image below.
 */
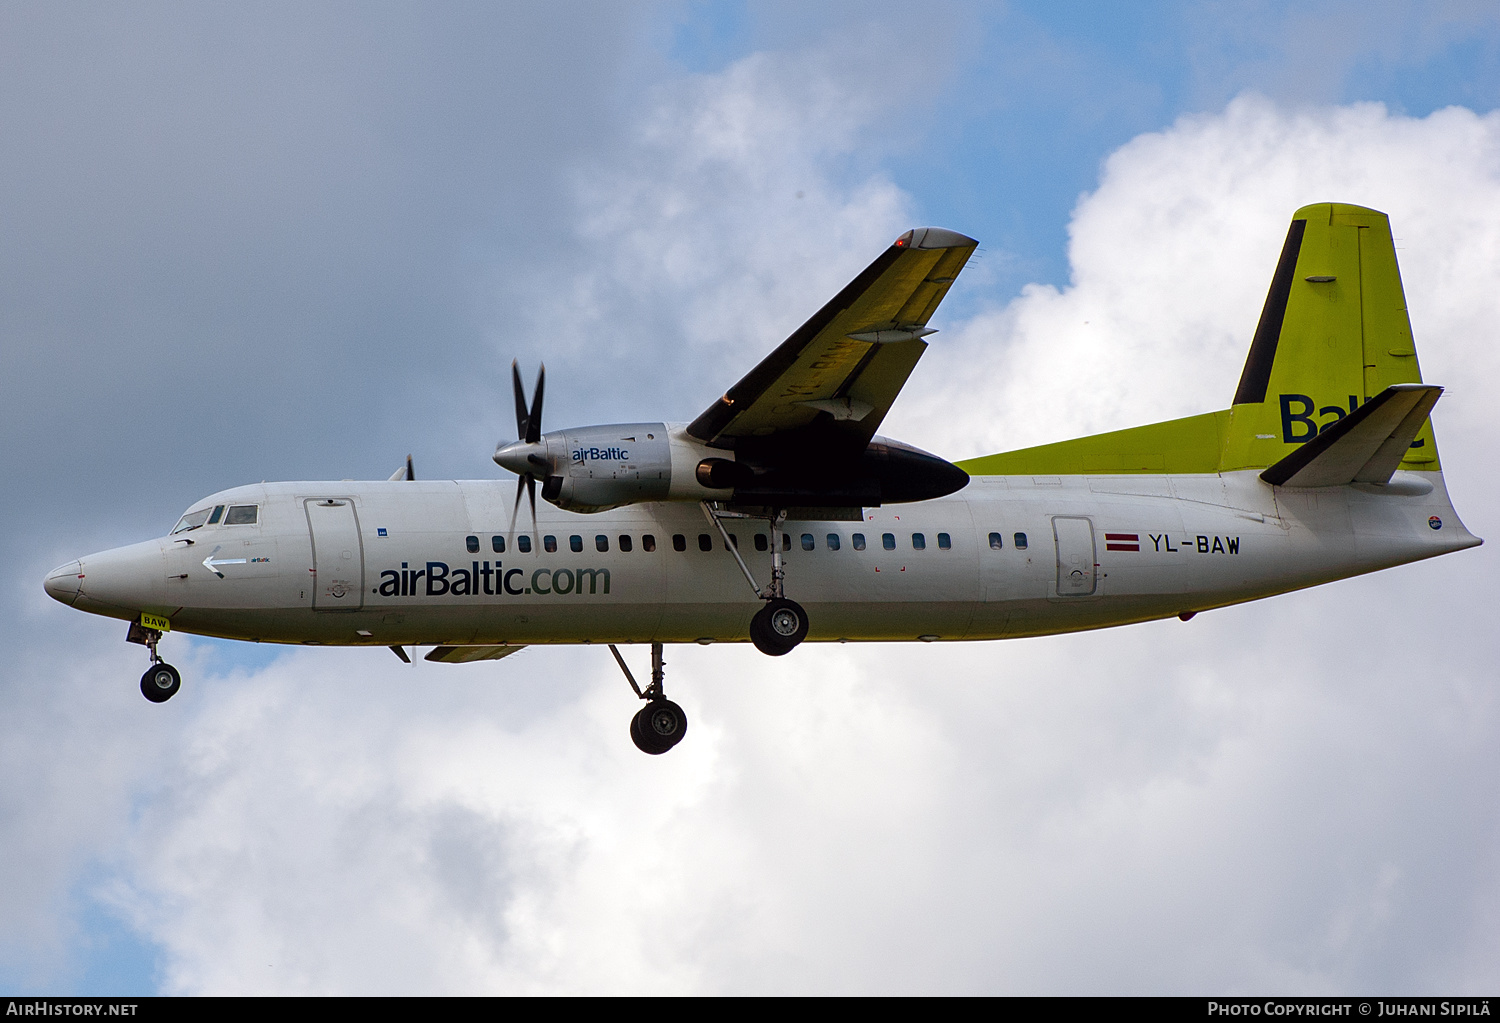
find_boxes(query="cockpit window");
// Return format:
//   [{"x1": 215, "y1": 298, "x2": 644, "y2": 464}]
[
  {"x1": 171, "y1": 508, "x2": 212, "y2": 534},
  {"x1": 224, "y1": 505, "x2": 258, "y2": 525},
  {"x1": 207, "y1": 505, "x2": 225, "y2": 525}
]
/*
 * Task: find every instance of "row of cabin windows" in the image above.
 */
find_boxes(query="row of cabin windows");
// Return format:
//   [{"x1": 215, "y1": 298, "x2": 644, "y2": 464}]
[
  {"x1": 989, "y1": 532, "x2": 1030, "y2": 551},
  {"x1": 462, "y1": 531, "x2": 999, "y2": 555}
]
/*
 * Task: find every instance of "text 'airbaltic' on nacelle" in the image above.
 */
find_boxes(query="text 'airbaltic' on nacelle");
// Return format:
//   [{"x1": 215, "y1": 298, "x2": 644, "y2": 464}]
[
  {"x1": 495, "y1": 423, "x2": 736, "y2": 513},
  {"x1": 495, "y1": 421, "x2": 971, "y2": 514}
]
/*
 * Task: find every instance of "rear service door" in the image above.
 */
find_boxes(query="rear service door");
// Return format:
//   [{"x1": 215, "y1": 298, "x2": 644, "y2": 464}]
[
  {"x1": 1052, "y1": 515, "x2": 1097, "y2": 596},
  {"x1": 306, "y1": 498, "x2": 365, "y2": 610}
]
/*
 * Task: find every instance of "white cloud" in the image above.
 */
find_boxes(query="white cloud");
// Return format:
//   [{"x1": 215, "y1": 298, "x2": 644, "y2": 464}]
[
  {"x1": 16, "y1": 80, "x2": 1500, "y2": 993},
  {"x1": 504, "y1": 46, "x2": 917, "y2": 424}
]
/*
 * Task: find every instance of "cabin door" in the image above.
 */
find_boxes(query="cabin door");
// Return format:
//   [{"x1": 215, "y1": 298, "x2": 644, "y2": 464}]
[
  {"x1": 305, "y1": 498, "x2": 365, "y2": 610},
  {"x1": 1052, "y1": 515, "x2": 1097, "y2": 597}
]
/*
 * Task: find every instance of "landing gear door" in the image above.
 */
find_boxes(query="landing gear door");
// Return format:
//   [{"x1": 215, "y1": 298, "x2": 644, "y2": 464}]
[
  {"x1": 1052, "y1": 515, "x2": 1097, "y2": 597},
  {"x1": 305, "y1": 498, "x2": 365, "y2": 611}
]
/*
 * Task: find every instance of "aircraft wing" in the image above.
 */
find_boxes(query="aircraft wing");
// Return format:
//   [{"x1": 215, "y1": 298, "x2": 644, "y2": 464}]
[
  {"x1": 686, "y1": 228, "x2": 978, "y2": 451},
  {"x1": 424, "y1": 644, "x2": 527, "y2": 663}
]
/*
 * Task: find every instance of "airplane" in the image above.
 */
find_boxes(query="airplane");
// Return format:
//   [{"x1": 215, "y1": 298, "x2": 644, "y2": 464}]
[{"x1": 44, "y1": 203, "x2": 1481, "y2": 754}]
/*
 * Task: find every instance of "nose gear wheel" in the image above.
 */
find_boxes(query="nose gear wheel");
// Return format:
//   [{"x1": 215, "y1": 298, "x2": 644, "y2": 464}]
[
  {"x1": 140, "y1": 663, "x2": 181, "y2": 703},
  {"x1": 128, "y1": 620, "x2": 183, "y2": 702}
]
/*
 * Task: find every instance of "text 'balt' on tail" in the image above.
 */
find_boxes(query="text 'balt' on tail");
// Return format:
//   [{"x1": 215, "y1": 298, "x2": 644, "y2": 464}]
[{"x1": 1220, "y1": 203, "x2": 1440, "y2": 474}]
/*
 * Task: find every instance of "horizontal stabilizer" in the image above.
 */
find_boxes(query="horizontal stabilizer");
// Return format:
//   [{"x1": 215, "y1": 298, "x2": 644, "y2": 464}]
[
  {"x1": 1260, "y1": 384, "x2": 1442, "y2": 487},
  {"x1": 424, "y1": 644, "x2": 527, "y2": 664}
]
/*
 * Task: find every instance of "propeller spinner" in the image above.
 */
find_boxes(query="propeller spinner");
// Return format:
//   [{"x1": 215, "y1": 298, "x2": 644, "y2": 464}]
[{"x1": 494, "y1": 361, "x2": 549, "y2": 538}]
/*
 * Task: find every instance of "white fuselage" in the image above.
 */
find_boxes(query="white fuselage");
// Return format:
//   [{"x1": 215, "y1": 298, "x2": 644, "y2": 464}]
[{"x1": 47, "y1": 470, "x2": 1479, "y2": 650}]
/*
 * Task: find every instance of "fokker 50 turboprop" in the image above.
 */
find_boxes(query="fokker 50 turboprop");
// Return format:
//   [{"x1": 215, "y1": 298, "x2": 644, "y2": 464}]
[{"x1": 45, "y1": 204, "x2": 1480, "y2": 753}]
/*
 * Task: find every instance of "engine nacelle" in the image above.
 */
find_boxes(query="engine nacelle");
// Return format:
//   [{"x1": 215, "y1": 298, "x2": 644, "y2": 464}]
[
  {"x1": 527, "y1": 423, "x2": 735, "y2": 513},
  {"x1": 497, "y1": 423, "x2": 968, "y2": 514}
]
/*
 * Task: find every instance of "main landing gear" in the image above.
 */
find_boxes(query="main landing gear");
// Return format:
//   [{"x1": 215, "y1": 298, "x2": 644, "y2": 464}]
[
  {"x1": 128, "y1": 621, "x2": 181, "y2": 703},
  {"x1": 701, "y1": 502, "x2": 809, "y2": 657},
  {"x1": 750, "y1": 597, "x2": 808, "y2": 657},
  {"x1": 610, "y1": 642, "x2": 687, "y2": 755}
]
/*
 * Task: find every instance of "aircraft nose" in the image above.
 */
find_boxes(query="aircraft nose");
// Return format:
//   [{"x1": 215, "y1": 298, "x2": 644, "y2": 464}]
[
  {"x1": 67, "y1": 540, "x2": 166, "y2": 613},
  {"x1": 44, "y1": 561, "x2": 83, "y2": 606}
]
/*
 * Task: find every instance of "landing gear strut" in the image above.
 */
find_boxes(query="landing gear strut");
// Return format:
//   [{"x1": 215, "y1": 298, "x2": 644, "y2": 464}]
[
  {"x1": 610, "y1": 642, "x2": 687, "y2": 755},
  {"x1": 128, "y1": 621, "x2": 181, "y2": 703},
  {"x1": 701, "y1": 502, "x2": 809, "y2": 656}
]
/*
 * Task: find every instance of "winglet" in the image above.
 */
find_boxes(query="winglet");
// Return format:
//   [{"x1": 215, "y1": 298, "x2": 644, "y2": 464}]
[{"x1": 1260, "y1": 384, "x2": 1442, "y2": 487}]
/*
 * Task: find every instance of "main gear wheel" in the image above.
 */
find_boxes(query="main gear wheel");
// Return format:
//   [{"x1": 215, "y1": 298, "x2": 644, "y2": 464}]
[{"x1": 750, "y1": 597, "x2": 808, "y2": 656}]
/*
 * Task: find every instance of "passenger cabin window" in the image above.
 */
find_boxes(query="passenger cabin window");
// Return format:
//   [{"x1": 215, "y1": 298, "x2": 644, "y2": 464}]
[
  {"x1": 912, "y1": 533, "x2": 926, "y2": 550},
  {"x1": 207, "y1": 505, "x2": 225, "y2": 525},
  {"x1": 518, "y1": 535, "x2": 532, "y2": 553},
  {"x1": 938, "y1": 532, "x2": 951, "y2": 550},
  {"x1": 544, "y1": 535, "x2": 557, "y2": 553},
  {"x1": 754, "y1": 534, "x2": 768, "y2": 552},
  {"x1": 171, "y1": 508, "x2": 212, "y2": 534},
  {"x1": 697, "y1": 533, "x2": 713, "y2": 552},
  {"x1": 672, "y1": 534, "x2": 687, "y2": 552},
  {"x1": 1014, "y1": 532, "x2": 1028, "y2": 550},
  {"x1": 642, "y1": 534, "x2": 656, "y2": 552},
  {"x1": 618, "y1": 534, "x2": 633, "y2": 553},
  {"x1": 570, "y1": 535, "x2": 583, "y2": 553},
  {"x1": 466, "y1": 535, "x2": 480, "y2": 554},
  {"x1": 826, "y1": 534, "x2": 841, "y2": 551},
  {"x1": 492, "y1": 535, "x2": 505, "y2": 553},
  {"x1": 852, "y1": 533, "x2": 866, "y2": 551},
  {"x1": 595, "y1": 535, "x2": 609, "y2": 553},
  {"x1": 224, "y1": 505, "x2": 258, "y2": 525},
  {"x1": 801, "y1": 533, "x2": 814, "y2": 551},
  {"x1": 882, "y1": 533, "x2": 896, "y2": 551},
  {"x1": 782, "y1": 533, "x2": 791, "y2": 551},
  {"x1": 989, "y1": 532, "x2": 1003, "y2": 550}
]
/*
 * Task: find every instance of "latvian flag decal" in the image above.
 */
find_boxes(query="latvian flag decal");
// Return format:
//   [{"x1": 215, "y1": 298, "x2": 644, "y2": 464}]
[{"x1": 1105, "y1": 532, "x2": 1140, "y2": 552}]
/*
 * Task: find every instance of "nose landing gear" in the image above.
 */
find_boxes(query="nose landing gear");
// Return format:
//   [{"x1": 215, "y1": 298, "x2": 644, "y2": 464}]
[
  {"x1": 140, "y1": 662, "x2": 181, "y2": 703},
  {"x1": 128, "y1": 620, "x2": 182, "y2": 703},
  {"x1": 610, "y1": 642, "x2": 687, "y2": 754}
]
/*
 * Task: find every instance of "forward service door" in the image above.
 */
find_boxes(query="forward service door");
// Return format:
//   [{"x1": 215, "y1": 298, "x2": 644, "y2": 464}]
[{"x1": 305, "y1": 498, "x2": 365, "y2": 610}]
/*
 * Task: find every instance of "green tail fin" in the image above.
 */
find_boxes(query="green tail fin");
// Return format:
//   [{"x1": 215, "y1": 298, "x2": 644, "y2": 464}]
[
  {"x1": 1220, "y1": 203, "x2": 1439, "y2": 472},
  {"x1": 955, "y1": 203, "x2": 1441, "y2": 481}
]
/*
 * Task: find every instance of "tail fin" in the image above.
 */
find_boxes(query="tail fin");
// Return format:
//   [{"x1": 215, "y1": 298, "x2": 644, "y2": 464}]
[{"x1": 1220, "y1": 203, "x2": 1440, "y2": 473}]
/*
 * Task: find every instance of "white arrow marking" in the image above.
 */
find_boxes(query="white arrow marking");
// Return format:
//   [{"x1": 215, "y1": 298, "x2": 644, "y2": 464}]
[{"x1": 202, "y1": 545, "x2": 247, "y2": 578}]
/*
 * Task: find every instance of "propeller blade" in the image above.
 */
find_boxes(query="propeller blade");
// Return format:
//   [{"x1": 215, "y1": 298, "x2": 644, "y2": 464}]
[
  {"x1": 511, "y1": 360, "x2": 530, "y2": 441},
  {"x1": 526, "y1": 364, "x2": 546, "y2": 444},
  {"x1": 508, "y1": 475, "x2": 525, "y2": 538},
  {"x1": 406, "y1": 454, "x2": 415, "y2": 482},
  {"x1": 526, "y1": 474, "x2": 538, "y2": 537}
]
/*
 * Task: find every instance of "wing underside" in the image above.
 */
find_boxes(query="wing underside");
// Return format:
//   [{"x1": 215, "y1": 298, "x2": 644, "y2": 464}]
[{"x1": 687, "y1": 227, "x2": 978, "y2": 450}]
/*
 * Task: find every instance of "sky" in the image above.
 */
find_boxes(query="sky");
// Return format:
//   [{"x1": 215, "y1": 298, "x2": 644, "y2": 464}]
[{"x1": 4, "y1": 0, "x2": 1500, "y2": 995}]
